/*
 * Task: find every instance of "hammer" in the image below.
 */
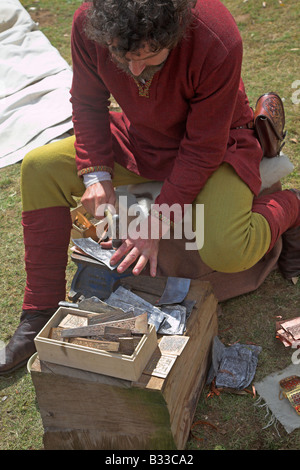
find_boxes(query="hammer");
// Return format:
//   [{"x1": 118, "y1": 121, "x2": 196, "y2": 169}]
[{"x1": 104, "y1": 209, "x2": 123, "y2": 249}]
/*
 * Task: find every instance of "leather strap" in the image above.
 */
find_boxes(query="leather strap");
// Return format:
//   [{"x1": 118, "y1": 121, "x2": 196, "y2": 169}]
[{"x1": 234, "y1": 121, "x2": 255, "y2": 130}]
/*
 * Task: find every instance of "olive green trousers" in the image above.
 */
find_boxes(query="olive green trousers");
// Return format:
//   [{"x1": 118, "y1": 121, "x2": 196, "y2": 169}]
[{"x1": 21, "y1": 135, "x2": 271, "y2": 273}]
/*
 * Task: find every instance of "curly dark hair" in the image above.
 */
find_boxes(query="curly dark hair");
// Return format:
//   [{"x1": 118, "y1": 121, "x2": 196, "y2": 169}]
[{"x1": 84, "y1": 0, "x2": 196, "y2": 56}]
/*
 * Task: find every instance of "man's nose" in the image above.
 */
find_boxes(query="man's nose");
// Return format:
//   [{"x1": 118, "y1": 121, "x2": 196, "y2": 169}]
[{"x1": 128, "y1": 60, "x2": 146, "y2": 76}]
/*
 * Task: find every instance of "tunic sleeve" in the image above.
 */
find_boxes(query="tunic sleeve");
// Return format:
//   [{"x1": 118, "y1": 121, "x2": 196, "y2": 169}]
[{"x1": 70, "y1": 9, "x2": 114, "y2": 176}]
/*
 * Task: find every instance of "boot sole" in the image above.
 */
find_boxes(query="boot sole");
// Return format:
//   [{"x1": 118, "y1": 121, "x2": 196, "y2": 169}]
[{"x1": 0, "y1": 357, "x2": 30, "y2": 375}]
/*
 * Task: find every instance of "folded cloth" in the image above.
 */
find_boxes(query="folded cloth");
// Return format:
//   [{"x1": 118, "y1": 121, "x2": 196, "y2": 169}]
[
  {"x1": 0, "y1": 0, "x2": 73, "y2": 168},
  {"x1": 207, "y1": 336, "x2": 262, "y2": 390}
]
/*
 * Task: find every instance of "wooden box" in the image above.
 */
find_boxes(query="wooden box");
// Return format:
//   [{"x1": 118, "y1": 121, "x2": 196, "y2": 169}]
[
  {"x1": 34, "y1": 307, "x2": 157, "y2": 382},
  {"x1": 30, "y1": 279, "x2": 218, "y2": 450}
]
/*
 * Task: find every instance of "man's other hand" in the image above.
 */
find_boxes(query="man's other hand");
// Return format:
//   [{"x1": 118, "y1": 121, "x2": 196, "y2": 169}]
[
  {"x1": 109, "y1": 214, "x2": 170, "y2": 277},
  {"x1": 110, "y1": 236, "x2": 160, "y2": 277}
]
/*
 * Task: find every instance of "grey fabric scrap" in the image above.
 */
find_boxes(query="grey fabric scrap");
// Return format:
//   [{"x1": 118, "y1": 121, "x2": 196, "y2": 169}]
[
  {"x1": 215, "y1": 343, "x2": 261, "y2": 389},
  {"x1": 206, "y1": 336, "x2": 226, "y2": 384},
  {"x1": 206, "y1": 336, "x2": 261, "y2": 390}
]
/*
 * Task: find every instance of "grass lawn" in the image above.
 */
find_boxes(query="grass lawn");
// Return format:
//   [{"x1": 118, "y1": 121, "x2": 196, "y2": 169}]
[{"x1": 0, "y1": 0, "x2": 299, "y2": 450}]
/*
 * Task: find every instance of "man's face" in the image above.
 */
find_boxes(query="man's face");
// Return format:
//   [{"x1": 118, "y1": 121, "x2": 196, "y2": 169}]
[{"x1": 109, "y1": 42, "x2": 170, "y2": 80}]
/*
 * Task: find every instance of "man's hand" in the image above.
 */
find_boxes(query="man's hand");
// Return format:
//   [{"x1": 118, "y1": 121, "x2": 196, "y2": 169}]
[
  {"x1": 109, "y1": 214, "x2": 170, "y2": 277},
  {"x1": 110, "y1": 236, "x2": 160, "y2": 277},
  {"x1": 81, "y1": 180, "x2": 116, "y2": 218}
]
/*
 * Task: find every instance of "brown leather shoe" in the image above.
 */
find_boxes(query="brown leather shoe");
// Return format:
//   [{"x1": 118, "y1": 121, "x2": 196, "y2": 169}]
[
  {"x1": 0, "y1": 309, "x2": 56, "y2": 375},
  {"x1": 278, "y1": 189, "x2": 300, "y2": 281}
]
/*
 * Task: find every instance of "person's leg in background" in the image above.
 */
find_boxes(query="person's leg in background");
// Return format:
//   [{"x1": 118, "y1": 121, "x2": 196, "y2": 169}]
[
  {"x1": 194, "y1": 163, "x2": 299, "y2": 276},
  {"x1": 0, "y1": 136, "x2": 151, "y2": 374}
]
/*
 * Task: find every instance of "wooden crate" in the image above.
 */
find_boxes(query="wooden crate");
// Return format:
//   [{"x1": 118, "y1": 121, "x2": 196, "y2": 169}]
[
  {"x1": 34, "y1": 307, "x2": 157, "y2": 382},
  {"x1": 30, "y1": 279, "x2": 218, "y2": 450}
]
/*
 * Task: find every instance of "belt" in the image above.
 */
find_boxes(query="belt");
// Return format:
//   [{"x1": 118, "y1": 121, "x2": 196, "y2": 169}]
[{"x1": 234, "y1": 121, "x2": 255, "y2": 130}]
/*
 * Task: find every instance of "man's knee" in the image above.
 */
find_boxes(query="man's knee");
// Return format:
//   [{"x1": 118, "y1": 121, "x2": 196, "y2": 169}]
[
  {"x1": 21, "y1": 147, "x2": 45, "y2": 181},
  {"x1": 197, "y1": 203, "x2": 272, "y2": 273},
  {"x1": 199, "y1": 235, "x2": 255, "y2": 273},
  {"x1": 22, "y1": 137, "x2": 76, "y2": 182},
  {"x1": 21, "y1": 138, "x2": 81, "y2": 211}
]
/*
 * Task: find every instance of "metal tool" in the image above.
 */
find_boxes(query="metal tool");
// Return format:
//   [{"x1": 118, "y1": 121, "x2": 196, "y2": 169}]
[
  {"x1": 111, "y1": 214, "x2": 122, "y2": 249},
  {"x1": 68, "y1": 252, "x2": 132, "y2": 302},
  {"x1": 104, "y1": 209, "x2": 123, "y2": 249}
]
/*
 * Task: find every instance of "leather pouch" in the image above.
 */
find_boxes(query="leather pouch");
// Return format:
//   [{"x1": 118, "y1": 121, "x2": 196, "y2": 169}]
[{"x1": 254, "y1": 92, "x2": 286, "y2": 158}]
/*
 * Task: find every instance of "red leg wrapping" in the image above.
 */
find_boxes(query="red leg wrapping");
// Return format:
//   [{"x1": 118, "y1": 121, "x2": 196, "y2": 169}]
[
  {"x1": 22, "y1": 206, "x2": 72, "y2": 311},
  {"x1": 252, "y1": 190, "x2": 300, "y2": 252}
]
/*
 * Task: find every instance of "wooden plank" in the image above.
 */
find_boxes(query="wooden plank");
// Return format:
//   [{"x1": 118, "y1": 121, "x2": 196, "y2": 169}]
[
  {"x1": 61, "y1": 320, "x2": 134, "y2": 338},
  {"x1": 68, "y1": 337, "x2": 120, "y2": 352},
  {"x1": 61, "y1": 312, "x2": 148, "y2": 338},
  {"x1": 49, "y1": 327, "x2": 64, "y2": 341},
  {"x1": 118, "y1": 337, "x2": 141, "y2": 355},
  {"x1": 31, "y1": 370, "x2": 176, "y2": 450},
  {"x1": 87, "y1": 309, "x2": 133, "y2": 325},
  {"x1": 120, "y1": 276, "x2": 167, "y2": 298},
  {"x1": 104, "y1": 326, "x2": 132, "y2": 337},
  {"x1": 59, "y1": 314, "x2": 88, "y2": 328},
  {"x1": 161, "y1": 281, "x2": 218, "y2": 449},
  {"x1": 134, "y1": 313, "x2": 149, "y2": 334}
]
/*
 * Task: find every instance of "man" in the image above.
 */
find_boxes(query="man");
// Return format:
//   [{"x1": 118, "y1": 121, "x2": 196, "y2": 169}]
[{"x1": 1, "y1": 0, "x2": 299, "y2": 374}]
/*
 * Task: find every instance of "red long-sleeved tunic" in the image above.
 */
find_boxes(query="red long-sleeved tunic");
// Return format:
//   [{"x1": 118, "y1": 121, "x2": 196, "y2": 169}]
[{"x1": 70, "y1": 0, "x2": 263, "y2": 217}]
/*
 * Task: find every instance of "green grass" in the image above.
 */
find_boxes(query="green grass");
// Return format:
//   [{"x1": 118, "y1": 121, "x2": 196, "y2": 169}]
[{"x1": 0, "y1": 0, "x2": 299, "y2": 450}]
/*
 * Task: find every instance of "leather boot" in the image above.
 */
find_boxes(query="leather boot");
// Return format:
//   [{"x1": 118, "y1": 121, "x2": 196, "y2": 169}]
[
  {"x1": 0, "y1": 309, "x2": 56, "y2": 375},
  {"x1": 278, "y1": 190, "x2": 300, "y2": 281}
]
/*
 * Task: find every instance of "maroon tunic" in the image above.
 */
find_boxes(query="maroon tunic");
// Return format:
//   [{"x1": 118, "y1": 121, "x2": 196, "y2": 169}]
[{"x1": 70, "y1": 0, "x2": 263, "y2": 216}]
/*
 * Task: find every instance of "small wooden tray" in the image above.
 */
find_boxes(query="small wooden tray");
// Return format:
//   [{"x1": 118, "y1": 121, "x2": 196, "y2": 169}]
[{"x1": 34, "y1": 307, "x2": 157, "y2": 381}]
